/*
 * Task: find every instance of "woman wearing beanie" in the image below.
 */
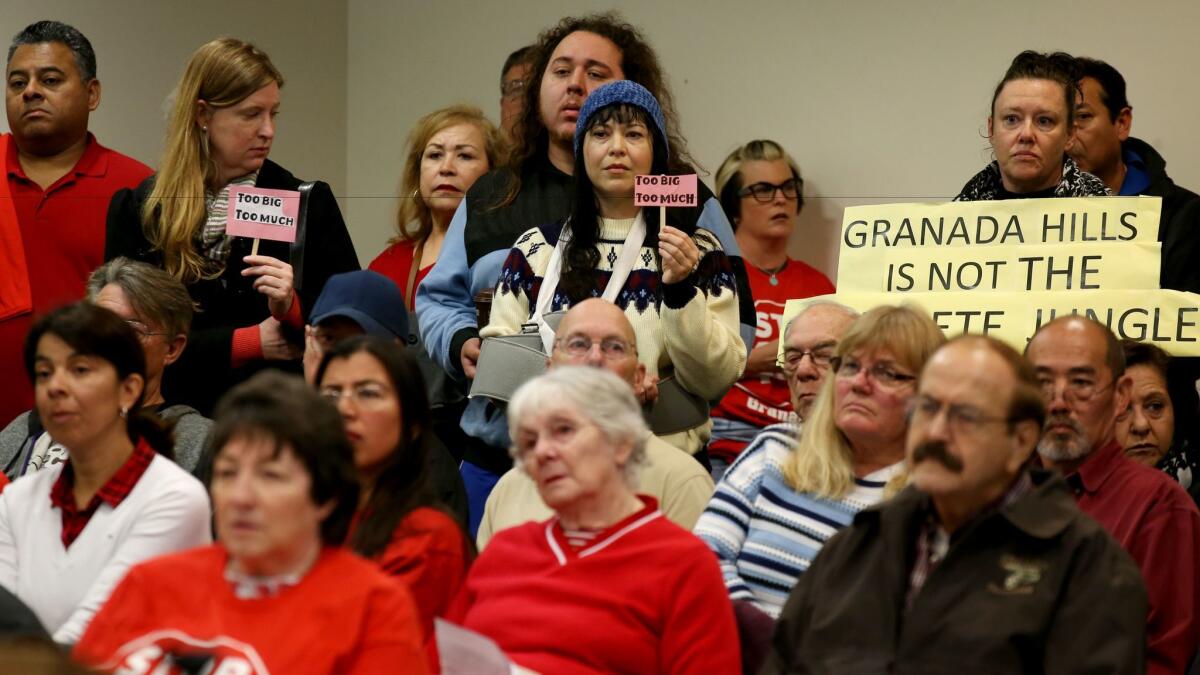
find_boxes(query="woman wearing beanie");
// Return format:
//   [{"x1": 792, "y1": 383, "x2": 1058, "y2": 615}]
[{"x1": 481, "y1": 80, "x2": 746, "y2": 458}]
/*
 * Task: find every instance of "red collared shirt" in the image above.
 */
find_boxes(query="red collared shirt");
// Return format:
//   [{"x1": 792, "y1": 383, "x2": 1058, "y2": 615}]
[
  {"x1": 0, "y1": 134, "x2": 152, "y2": 426},
  {"x1": 49, "y1": 439, "x2": 157, "y2": 549},
  {"x1": 1067, "y1": 439, "x2": 1200, "y2": 675}
]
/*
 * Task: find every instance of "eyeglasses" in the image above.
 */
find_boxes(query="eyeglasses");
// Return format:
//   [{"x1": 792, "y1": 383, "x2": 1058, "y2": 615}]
[
  {"x1": 1036, "y1": 374, "x2": 1114, "y2": 403},
  {"x1": 737, "y1": 178, "x2": 801, "y2": 204},
  {"x1": 501, "y1": 78, "x2": 528, "y2": 99},
  {"x1": 555, "y1": 335, "x2": 633, "y2": 360},
  {"x1": 319, "y1": 383, "x2": 394, "y2": 406},
  {"x1": 832, "y1": 356, "x2": 916, "y2": 389},
  {"x1": 781, "y1": 346, "x2": 836, "y2": 374},
  {"x1": 909, "y1": 395, "x2": 1010, "y2": 436},
  {"x1": 124, "y1": 320, "x2": 168, "y2": 340}
]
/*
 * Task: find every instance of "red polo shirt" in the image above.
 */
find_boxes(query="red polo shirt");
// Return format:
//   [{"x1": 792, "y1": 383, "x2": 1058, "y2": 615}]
[
  {"x1": 1067, "y1": 439, "x2": 1200, "y2": 675},
  {"x1": 0, "y1": 133, "x2": 152, "y2": 427}
]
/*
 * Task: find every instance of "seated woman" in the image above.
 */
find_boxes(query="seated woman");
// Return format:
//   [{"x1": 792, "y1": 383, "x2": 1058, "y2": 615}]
[
  {"x1": 955, "y1": 51, "x2": 1109, "y2": 200},
  {"x1": 1115, "y1": 340, "x2": 1200, "y2": 502},
  {"x1": 74, "y1": 371, "x2": 429, "y2": 673},
  {"x1": 315, "y1": 336, "x2": 470, "y2": 637},
  {"x1": 709, "y1": 140, "x2": 836, "y2": 476},
  {"x1": 482, "y1": 80, "x2": 745, "y2": 458},
  {"x1": 0, "y1": 303, "x2": 211, "y2": 644},
  {"x1": 444, "y1": 366, "x2": 739, "y2": 674},
  {"x1": 694, "y1": 305, "x2": 946, "y2": 618},
  {"x1": 105, "y1": 38, "x2": 358, "y2": 416},
  {"x1": 1, "y1": 258, "x2": 210, "y2": 476}
]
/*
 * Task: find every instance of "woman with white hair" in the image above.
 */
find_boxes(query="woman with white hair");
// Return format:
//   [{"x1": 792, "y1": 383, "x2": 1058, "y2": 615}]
[{"x1": 442, "y1": 366, "x2": 739, "y2": 674}]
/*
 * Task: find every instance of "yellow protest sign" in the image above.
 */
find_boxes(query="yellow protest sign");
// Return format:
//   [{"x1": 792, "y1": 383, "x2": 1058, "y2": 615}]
[{"x1": 779, "y1": 195, "x2": 1200, "y2": 357}]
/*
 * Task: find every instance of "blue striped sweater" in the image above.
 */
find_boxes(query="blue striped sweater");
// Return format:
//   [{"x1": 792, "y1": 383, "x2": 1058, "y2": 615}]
[{"x1": 693, "y1": 422, "x2": 902, "y2": 617}]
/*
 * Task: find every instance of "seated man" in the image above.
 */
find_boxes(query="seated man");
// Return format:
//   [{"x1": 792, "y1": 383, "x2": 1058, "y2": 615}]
[
  {"x1": 1027, "y1": 316, "x2": 1200, "y2": 674},
  {"x1": 476, "y1": 298, "x2": 715, "y2": 549},
  {"x1": 0, "y1": 258, "x2": 209, "y2": 475},
  {"x1": 302, "y1": 269, "x2": 466, "y2": 524},
  {"x1": 765, "y1": 335, "x2": 1147, "y2": 674}
]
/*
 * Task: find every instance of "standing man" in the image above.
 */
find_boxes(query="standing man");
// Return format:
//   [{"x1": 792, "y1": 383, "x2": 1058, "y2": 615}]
[
  {"x1": 0, "y1": 21, "x2": 152, "y2": 426},
  {"x1": 499, "y1": 45, "x2": 534, "y2": 139},
  {"x1": 1026, "y1": 316, "x2": 1200, "y2": 675},
  {"x1": 1068, "y1": 56, "x2": 1200, "y2": 293},
  {"x1": 764, "y1": 335, "x2": 1147, "y2": 673},
  {"x1": 417, "y1": 11, "x2": 755, "y2": 534}
]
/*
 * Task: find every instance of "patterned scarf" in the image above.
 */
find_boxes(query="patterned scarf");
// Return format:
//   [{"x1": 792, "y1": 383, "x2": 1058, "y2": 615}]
[
  {"x1": 200, "y1": 172, "x2": 259, "y2": 264},
  {"x1": 953, "y1": 157, "x2": 1110, "y2": 201}
]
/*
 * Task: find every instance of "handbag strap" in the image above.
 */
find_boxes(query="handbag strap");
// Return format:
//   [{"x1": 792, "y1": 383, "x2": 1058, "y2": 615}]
[
  {"x1": 289, "y1": 182, "x2": 316, "y2": 293},
  {"x1": 534, "y1": 211, "x2": 647, "y2": 353},
  {"x1": 405, "y1": 239, "x2": 425, "y2": 311}
]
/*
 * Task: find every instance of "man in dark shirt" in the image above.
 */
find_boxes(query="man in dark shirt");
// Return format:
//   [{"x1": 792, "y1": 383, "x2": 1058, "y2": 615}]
[
  {"x1": 0, "y1": 21, "x2": 152, "y2": 427},
  {"x1": 1068, "y1": 56, "x2": 1200, "y2": 293},
  {"x1": 764, "y1": 335, "x2": 1146, "y2": 674},
  {"x1": 1027, "y1": 315, "x2": 1200, "y2": 675}
]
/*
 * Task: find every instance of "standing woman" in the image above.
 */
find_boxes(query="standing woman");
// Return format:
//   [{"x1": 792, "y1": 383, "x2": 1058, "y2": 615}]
[
  {"x1": 369, "y1": 105, "x2": 506, "y2": 307},
  {"x1": 0, "y1": 303, "x2": 211, "y2": 644},
  {"x1": 105, "y1": 38, "x2": 359, "y2": 415},
  {"x1": 709, "y1": 140, "x2": 835, "y2": 476},
  {"x1": 482, "y1": 80, "x2": 746, "y2": 458},
  {"x1": 315, "y1": 336, "x2": 471, "y2": 638}
]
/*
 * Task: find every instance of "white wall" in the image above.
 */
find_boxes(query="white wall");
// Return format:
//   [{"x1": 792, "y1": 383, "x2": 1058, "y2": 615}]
[
  {"x1": 0, "y1": 0, "x2": 347, "y2": 209},
  {"x1": 347, "y1": 0, "x2": 1200, "y2": 281}
]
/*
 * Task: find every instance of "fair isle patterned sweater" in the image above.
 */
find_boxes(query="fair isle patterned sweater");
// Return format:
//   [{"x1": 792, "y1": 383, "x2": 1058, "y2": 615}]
[
  {"x1": 481, "y1": 216, "x2": 746, "y2": 402},
  {"x1": 693, "y1": 422, "x2": 903, "y2": 617}
]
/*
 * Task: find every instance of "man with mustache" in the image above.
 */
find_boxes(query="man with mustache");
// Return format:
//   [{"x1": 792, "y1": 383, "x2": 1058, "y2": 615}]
[
  {"x1": 0, "y1": 21, "x2": 152, "y2": 428},
  {"x1": 764, "y1": 335, "x2": 1147, "y2": 674},
  {"x1": 1026, "y1": 315, "x2": 1200, "y2": 675},
  {"x1": 416, "y1": 12, "x2": 755, "y2": 535}
]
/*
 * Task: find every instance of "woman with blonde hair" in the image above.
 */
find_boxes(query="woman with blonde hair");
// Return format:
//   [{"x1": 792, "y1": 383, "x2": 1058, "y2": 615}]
[
  {"x1": 369, "y1": 105, "x2": 506, "y2": 308},
  {"x1": 105, "y1": 37, "x2": 358, "y2": 415},
  {"x1": 695, "y1": 304, "x2": 945, "y2": 618}
]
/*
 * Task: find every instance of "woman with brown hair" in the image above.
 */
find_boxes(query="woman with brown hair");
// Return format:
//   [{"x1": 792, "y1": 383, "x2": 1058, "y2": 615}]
[{"x1": 105, "y1": 38, "x2": 358, "y2": 415}]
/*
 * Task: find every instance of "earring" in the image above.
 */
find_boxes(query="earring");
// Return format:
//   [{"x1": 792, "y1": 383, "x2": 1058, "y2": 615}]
[
  {"x1": 202, "y1": 125, "x2": 208, "y2": 133},
  {"x1": 119, "y1": 406, "x2": 128, "y2": 419}
]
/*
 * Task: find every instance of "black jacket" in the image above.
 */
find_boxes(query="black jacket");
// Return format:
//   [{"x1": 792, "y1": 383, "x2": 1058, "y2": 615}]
[
  {"x1": 1126, "y1": 137, "x2": 1200, "y2": 294},
  {"x1": 762, "y1": 470, "x2": 1147, "y2": 675},
  {"x1": 104, "y1": 160, "x2": 359, "y2": 414}
]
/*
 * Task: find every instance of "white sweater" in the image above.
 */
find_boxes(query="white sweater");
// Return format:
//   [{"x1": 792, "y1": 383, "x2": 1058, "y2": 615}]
[{"x1": 0, "y1": 454, "x2": 211, "y2": 643}]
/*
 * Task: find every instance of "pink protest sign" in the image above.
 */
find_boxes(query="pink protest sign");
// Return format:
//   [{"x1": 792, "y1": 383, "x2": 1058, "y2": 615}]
[
  {"x1": 634, "y1": 174, "x2": 698, "y2": 208},
  {"x1": 225, "y1": 186, "x2": 301, "y2": 243}
]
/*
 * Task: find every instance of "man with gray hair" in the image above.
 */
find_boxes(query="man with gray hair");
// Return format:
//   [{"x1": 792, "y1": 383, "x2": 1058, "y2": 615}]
[
  {"x1": 0, "y1": 20, "x2": 152, "y2": 427},
  {"x1": 476, "y1": 298, "x2": 714, "y2": 549},
  {"x1": 0, "y1": 258, "x2": 209, "y2": 476}
]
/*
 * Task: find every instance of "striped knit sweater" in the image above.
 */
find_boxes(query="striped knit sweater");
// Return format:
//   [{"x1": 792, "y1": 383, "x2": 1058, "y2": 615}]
[
  {"x1": 481, "y1": 215, "x2": 746, "y2": 402},
  {"x1": 693, "y1": 422, "x2": 903, "y2": 618}
]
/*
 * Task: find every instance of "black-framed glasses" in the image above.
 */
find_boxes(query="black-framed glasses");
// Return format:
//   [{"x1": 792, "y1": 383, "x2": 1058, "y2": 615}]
[
  {"x1": 781, "y1": 347, "x2": 836, "y2": 374},
  {"x1": 908, "y1": 395, "x2": 1011, "y2": 436},
  {"x1": 831, "y1": 356, "x2": 916, "y2": 389},
  {"x1": 737, "y1": 178, "x2": 801, "y2": 203},
  {"x1": 555, "y1": 335, "x2": 633, "y2": 360}
]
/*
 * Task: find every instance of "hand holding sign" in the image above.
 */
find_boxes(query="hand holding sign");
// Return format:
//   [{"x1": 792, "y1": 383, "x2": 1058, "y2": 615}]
[
  {"x1": 636, "y1": 174, "x2": 700, "y2": 285},
  {"x1": 242, "y1": 254, "x2": 295, "y2": 316},
  {"x1": 227, "y1": 185, "x2": 301, "y2": 317}
]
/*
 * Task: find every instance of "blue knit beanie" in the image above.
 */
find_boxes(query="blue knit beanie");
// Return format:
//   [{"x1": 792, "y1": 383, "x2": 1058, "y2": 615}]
[{"x1": 573, "y1": 80, "x2": 668, "y2": 159}]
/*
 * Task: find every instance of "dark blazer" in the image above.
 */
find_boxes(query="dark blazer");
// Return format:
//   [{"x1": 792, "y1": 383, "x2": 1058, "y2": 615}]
[
  {"x1": 762, "y1": 470, "x2": 1148, "y2": 675},
  {"x1": 105, "y1": 159, "x2": 359, "y2": 414}
]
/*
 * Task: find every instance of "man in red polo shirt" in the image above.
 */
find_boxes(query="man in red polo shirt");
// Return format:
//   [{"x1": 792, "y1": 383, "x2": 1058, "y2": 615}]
[
  {"x1": 0, "y1": 21, "x2": 152, "y2": 426},
  {"x1": 1027, "y1": 315, "x2": 1200, "y2": 675}
]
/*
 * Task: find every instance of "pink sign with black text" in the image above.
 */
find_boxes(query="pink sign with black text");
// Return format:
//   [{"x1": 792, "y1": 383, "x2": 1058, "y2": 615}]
[{"x1": 225, "y1": 186, "x2": 301, "y2": 243}]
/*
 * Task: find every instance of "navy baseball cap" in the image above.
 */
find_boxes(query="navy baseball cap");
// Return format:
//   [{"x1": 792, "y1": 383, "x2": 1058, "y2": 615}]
[{"x1": 310, "y1": 270, "x2": 409, "y2": 340}]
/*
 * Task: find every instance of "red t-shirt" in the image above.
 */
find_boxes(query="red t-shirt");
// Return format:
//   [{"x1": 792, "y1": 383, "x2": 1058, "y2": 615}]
[
  {"x1": 710, "y1": 258, "x2": 834, "y2": 461},
  {"x1": 1068, "y1": 440, "x2": 1200, "y2": 675},
  {"x1": 350, "y1": 506, "x2": 469, "y2": 640},
  {"x1": 75, "y1": 546, "x2": 430, "y2": 674},
  {"x1": 0, "y1": 133, "x2": 152, "y2": 427},
  {"x1": 369, "y1": 240, "x2": 431, "y2": 310}
]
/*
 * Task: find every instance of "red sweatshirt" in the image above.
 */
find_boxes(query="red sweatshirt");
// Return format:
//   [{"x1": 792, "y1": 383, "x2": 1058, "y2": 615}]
[
  {"x1": 444, "y1": 496, "x2": 740, "y2": 674},
  {"x1": 75, "y1": 546, "x2": 429, "y2": 674}
]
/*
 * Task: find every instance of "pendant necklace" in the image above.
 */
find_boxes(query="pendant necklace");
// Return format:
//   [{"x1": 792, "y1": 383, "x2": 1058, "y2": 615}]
[{"x1": 756, "y1": 260, "x2": 788, "y2": 286}]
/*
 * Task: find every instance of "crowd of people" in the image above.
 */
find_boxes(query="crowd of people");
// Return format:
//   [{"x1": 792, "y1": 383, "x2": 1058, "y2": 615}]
[{"x1": 0, "y1": 11, "x2": 1197, "y2": 675}]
